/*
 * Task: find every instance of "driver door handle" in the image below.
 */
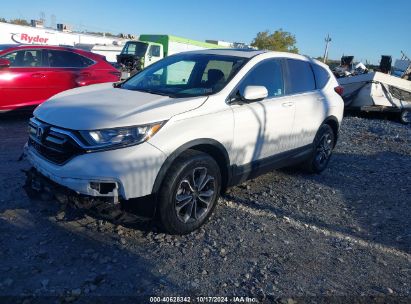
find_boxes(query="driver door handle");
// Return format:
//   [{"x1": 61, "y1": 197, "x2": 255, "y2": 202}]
[
  {"x1": 281, "y1": 101, "x2": 294, "y2": 107},
  {"x1": 31, "y1": 73, "x2": 46, "y2": 79}
]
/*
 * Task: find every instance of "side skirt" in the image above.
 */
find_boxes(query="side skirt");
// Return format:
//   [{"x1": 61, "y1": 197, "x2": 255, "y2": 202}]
[{"x1": 228, "y1": 144, "x2": 313, "y2": 186}]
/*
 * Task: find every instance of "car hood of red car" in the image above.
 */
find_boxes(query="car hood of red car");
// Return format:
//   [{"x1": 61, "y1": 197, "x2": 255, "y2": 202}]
[{"x1": 34, "y1": 83, "x2": 208, "y2": 130}]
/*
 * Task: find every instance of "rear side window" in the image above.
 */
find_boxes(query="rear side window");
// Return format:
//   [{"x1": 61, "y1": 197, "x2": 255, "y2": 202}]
[
  {"x1": 237, "y1": 59, "x2": 284, "y2": 98},
  {"x1": 46, "y1": 50, "x2": 94, "y2": 68},
  {"x1": 286, "y1": 59, "x2": 315, "y2": 94},
  {"x1": 312, "y1": 63, "x2": 330, "y2": 89}
]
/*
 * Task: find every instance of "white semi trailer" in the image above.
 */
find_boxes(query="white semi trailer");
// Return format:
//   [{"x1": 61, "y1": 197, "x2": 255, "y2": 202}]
[{"x1": 0, "y1": 21, "x2": 128, "y2": 62}]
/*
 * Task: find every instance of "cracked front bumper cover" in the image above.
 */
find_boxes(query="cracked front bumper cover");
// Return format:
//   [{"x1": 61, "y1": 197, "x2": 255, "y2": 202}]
[{"x1": 25, "y1": 141, "x2": 167, "y2": 200}]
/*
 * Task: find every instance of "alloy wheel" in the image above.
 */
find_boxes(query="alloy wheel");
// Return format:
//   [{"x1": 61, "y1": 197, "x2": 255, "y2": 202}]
[
  {"x1": 315, "y1": 132, "x2": 333, "y2": 167},
  {"x1": 174, "y1": 167, "x2": 215, "y2": 223}
]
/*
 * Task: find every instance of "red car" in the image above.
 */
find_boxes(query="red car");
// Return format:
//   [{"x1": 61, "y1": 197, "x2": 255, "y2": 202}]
[{"x1": 0, "y1": 44, "x2": 121, "y2": 112}]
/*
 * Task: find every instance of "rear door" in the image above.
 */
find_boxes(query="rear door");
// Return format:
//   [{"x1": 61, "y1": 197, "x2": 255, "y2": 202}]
[
  {"x1": 284, "y1": 59, "x2": 325, "y2": 148},
  {"x1": 0, "y1": 49, "x2": 50, "y2": 110},
  {"x1": 43, "y1": 49, "x2": 96, "y2": 95}
]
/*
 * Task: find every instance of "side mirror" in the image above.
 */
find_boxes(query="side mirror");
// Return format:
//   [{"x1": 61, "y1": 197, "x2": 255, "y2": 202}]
[
  {"x1": 0, "y1": 58, "x2": 10, "y2": 68},
  {"x1": 242, "y1": 85, "x2": 268, "y2": 102}
]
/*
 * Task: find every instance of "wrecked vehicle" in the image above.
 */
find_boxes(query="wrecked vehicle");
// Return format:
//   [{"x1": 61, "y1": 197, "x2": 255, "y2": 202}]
[
  {"x1": 116, "y1": 34, "x2": 222, "y2": 79},
  {"x1": 336, "y1": 55, "x2": 411, "y2": 123},
  {"x1": 25, "y1": 49, "x2": 344, "y2": 234}
]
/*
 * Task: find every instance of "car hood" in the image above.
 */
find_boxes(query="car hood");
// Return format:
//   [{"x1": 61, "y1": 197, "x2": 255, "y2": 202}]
[{"x1": 34, "y1": 83, "x2": 208, "y2": 130}]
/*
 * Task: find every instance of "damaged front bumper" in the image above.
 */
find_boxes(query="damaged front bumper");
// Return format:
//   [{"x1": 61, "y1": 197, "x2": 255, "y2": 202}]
[
  {"x1": 24, "y1": 167, "x2": 157, "y2": 220},
  {"x1": 24, "y1": 141, "x2": 166, "y2": 201},
  {"x1": 24, "y1": 167, "x2": 117, "y2": 207}
]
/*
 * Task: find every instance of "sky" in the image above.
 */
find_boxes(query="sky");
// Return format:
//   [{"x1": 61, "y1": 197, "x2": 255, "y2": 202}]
[{"x1": 2, "y1": 0, "x2": 410, "y2": 64}]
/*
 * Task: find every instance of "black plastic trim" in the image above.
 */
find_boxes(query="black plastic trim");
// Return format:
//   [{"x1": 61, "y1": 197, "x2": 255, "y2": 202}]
[{"x1": 228, "y1": 144, "x2": 313, "y2": 186}]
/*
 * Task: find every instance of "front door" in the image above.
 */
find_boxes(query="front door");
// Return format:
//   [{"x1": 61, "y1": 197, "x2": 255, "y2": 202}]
[
  {"x1": 230, "y1": 59, "x2": 296, "y2": 166},
  {"x1": 0, "y1": 49, "x2": 49, "y2": 111},
  {"x1": 145, "y1": 45, "x2": 162, "y2": 67}
]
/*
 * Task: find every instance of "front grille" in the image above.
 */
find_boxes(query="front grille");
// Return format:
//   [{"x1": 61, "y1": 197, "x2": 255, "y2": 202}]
[{"x1": 28, "y1": 119, "x2": 84, "y2": 165}]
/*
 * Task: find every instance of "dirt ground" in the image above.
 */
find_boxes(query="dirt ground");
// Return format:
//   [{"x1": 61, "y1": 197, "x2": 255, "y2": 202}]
[{"x1": 0, "y1": 113, "x2": 410, "y2": 303}]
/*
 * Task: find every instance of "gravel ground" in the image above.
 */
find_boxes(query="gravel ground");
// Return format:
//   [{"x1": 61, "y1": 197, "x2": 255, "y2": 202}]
[{"x1": 0, "y1": 113, "x2": 410, "y2": 303}]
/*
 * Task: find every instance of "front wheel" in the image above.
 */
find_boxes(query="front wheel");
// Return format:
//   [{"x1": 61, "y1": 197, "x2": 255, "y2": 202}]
[
  {"x1": 157, "y1": 150, "x2": 221, "y2": 234},
  {"x1": 303, "y1": 124, "x2": 335, "y2": 173}
]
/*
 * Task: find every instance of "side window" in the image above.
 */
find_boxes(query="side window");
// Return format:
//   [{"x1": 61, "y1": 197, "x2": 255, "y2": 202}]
[
  {"x1": 149, "y1": 45, "x2": 161, "y2": 57},
  {"x1": 46, "y1": 50, "x2": 94, "y2": 68},
  {"x1": 2, "y1": 50, "x2": 43, "y2": 67},
  {"x1": 286, "y1": 59, "x2": 316, "y2": 94},
  {"x1": 237, "y1": 59, "x2": 284, "y2": 98},
  {"x1": 311, "y1": 63, "x2": 330, "y2": 89}
]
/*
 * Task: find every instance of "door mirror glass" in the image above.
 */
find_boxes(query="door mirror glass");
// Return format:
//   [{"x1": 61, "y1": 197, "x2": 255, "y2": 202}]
[
  {"x1": 241, "y1": 85, "x2": 268, "y2": 102},
  {"x1": 0, "y1": 58, "x2": 10, "y2": 68}
]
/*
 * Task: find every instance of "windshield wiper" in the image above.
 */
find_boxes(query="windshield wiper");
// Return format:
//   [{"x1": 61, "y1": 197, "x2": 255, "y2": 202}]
[{"x1": 130, "y1": 88, "x2": 178, "y2": 98}]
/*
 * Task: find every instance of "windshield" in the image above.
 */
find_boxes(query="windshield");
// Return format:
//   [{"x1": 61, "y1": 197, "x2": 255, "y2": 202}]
[
  {"x1": 121, "y1": 41, "x2": 148, "y2": 57},
  {"x1": 121, "y1": 53, "x2": 248, "y2": 97}
]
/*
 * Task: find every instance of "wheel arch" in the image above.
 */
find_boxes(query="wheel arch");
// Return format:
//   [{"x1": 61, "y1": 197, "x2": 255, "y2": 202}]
[
  {"x1": 322, "y1": 115, "x2": 340, "y2": 145},
  {"x1": 152, "y1": 139, "x2": 231, "y2": 195}
]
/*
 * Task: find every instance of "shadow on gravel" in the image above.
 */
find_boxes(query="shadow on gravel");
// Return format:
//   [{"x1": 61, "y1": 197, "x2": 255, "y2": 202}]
[
  {"x1": 0, "y1": 194, "x2": 179, "y2": 298},
  {"x1": 225, "y1": 150, "x2": 411, "y2": 254},
  {"x1": 318, "y1": 151, "x2": 411, "y2": 253}
]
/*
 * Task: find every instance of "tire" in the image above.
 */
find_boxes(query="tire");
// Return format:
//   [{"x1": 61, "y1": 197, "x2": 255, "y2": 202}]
[
  {"x1": 303, "y1": 124, "x2": 335, "y2": 173},
  {"x1": 157, "y1": 149, "x2": 221, "y2": 234},
  {"x1": 399, "y1": 109, "x2": 411, "y2": 124}
]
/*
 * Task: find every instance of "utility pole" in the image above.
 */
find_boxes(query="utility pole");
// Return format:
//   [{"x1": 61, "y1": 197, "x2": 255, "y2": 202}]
[
  {"x1": 39, "y1": 11, "x2": 46, "y2": 25},
  {"x1": 323, "y1": 34, "x2": 331, "y2": 63},
  {"x1": 50, "y1": 14, "x2": 56, "y2": 29}
]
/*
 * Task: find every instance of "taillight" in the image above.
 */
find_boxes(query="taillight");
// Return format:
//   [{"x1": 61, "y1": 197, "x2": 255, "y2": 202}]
[{"x1": 334, "y1": 86, "x2": 344, "y2": 96}]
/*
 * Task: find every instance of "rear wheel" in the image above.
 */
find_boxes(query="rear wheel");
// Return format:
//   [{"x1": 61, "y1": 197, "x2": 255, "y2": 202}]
[
  {"x1": 157, "y1": 150, "x2": 221, "y2": 234},
  {"x1": 303, "y1": 124, "x2": 335, "y2": 173},
  {"x1": 399, "y1": 109, "x2": 411, "y2": 124}
]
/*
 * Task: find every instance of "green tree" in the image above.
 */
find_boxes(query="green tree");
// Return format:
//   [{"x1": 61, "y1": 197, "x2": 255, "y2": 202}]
[
  {"x1": 251, "y1": 29, "x2": 299, "y2": 53},
  {"x1": 0, "y1": 17, "x2": 7, "y2": 23},
  {"x1": 10, "y1": 18, "x2": 30, "y2": 26}
]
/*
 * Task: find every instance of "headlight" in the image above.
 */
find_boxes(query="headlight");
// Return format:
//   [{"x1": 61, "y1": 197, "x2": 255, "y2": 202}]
[{"x1": 79, "y1": 122, "x2": 164, "y2": 150}]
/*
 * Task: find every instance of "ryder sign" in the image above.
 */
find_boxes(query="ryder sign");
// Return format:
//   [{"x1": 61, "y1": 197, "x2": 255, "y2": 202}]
[{"x1": 12, "y1": 33, "x2": 49, "y2": 44}]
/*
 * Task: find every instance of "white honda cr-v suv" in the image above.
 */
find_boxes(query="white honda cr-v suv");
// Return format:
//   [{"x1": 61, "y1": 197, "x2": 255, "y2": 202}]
[{"x1": 26, "y1": 49, "x2": 344, "y2": 234}]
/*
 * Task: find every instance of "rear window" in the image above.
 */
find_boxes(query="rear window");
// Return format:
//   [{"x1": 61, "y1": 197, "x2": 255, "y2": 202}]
[
  {"x1": 286, "y1": 59, "x2": 316, "y2": 94},
  {"x1": 312, "y1": 63, "x2": 330, "y2": 89}
]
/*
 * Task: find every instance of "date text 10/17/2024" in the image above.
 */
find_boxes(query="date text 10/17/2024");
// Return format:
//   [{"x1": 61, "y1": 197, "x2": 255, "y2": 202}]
[{"x1": 149, "y1": 296, "x2": 258, "y2": 303}]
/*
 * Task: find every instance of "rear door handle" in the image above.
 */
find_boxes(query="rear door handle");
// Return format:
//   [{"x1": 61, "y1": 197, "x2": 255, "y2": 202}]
[
  {"x1": 79, "y1": 72, "x2": 91, "y2": 77},
  {"x1": 31, "y1": 73, "x2": 46, "y2": 79},
  {"x1": 281, "y1": 102, "x2": 294, "y2": 107}
]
